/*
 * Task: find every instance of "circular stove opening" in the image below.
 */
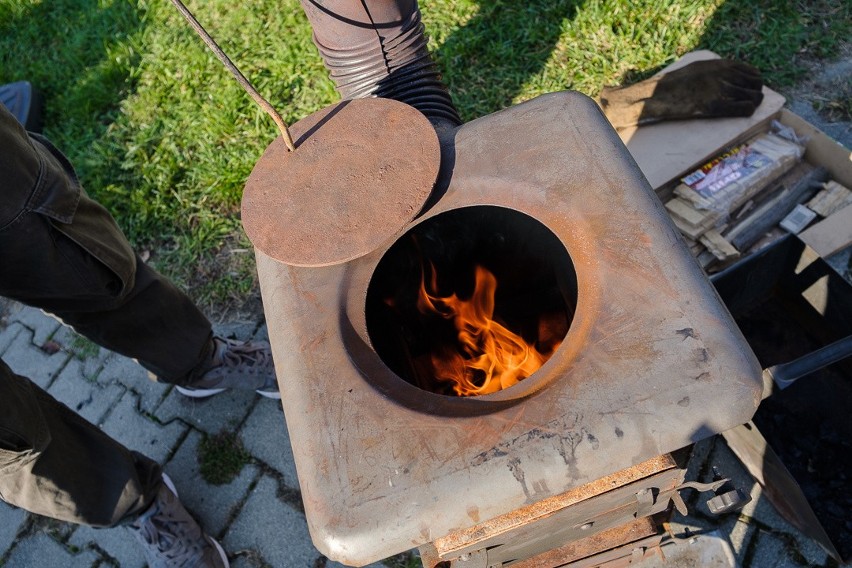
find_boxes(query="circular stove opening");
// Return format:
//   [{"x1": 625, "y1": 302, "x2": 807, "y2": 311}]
[{"x1": 366, "y1": 206, "x2": 577, "y2": 397}]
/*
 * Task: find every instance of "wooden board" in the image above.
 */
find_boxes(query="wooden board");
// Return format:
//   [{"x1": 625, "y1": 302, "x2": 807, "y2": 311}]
[
  {"x1": 798, "y1": 203, "x2": 852, "y2": 258},
  {"x1": 619, "y1": 50, "x2": 786, "y2": 191},
  {"x1": 722, "y1": 422, "x2": 841, "y2": 561}
]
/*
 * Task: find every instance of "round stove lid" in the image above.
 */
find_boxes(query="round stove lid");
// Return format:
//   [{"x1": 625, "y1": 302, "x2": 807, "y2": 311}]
[{"x1": 241, "y1": 97, "x2": 441, "y2": 267}]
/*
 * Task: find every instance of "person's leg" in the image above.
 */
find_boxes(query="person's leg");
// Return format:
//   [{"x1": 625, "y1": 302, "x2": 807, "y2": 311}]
[
  {"x1": 0, "y1": 105, "x2": 276, "y2": 396},
  {"x1": 0, "y1": 359, "x2": 158, "y2": 525},
  {"x1": 0, "y1": 360, "x2": 228, "y2": 566},
  {"x1": 0, "y1": 105, "x2": 212, "y2": 384}
]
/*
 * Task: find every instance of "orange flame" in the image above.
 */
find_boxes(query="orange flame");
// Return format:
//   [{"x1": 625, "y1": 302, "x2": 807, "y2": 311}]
[{"x1": 418, "y1": 264, "x2": 561, "y2": 396}]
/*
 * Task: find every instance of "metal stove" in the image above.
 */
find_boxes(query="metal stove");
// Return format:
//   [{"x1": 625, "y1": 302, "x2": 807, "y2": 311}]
[{"x1": 249, "y1": 91, "x2": 762, "y2": 566}]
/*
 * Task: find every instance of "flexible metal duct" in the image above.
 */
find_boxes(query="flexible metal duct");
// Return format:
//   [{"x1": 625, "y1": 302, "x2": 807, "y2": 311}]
[{"x1": 299, "y1": 0, "x2": 462, "y2": 128}]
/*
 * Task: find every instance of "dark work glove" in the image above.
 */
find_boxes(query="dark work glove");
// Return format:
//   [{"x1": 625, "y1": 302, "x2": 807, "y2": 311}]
[{"x1": 597, "y1": 59, "x2": 765, "y2": 130}]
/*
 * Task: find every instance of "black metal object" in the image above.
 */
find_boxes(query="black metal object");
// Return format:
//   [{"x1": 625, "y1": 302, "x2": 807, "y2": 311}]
[
  {"x1": 766, "y1": 334, "x2": 852, "y2": 390},
  {"x1": 711, "y1": 235, "x2": 852, "y2": 562},
  {"x1": 168, "y1": 0, "x2": 296, "y2": 150}
]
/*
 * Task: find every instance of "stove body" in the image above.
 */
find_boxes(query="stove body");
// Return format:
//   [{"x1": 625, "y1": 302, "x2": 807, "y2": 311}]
[{"x1": 256, "y1": 92, "x2": 762, "y2": 566}]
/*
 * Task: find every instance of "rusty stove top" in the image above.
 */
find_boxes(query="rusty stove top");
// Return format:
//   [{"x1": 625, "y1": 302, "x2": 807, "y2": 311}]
[{"x1": 249, "y1": 92, "x2": 762, "y2": 566}]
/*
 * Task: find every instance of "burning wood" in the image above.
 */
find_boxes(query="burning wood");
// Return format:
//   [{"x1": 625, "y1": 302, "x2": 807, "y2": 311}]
[
  {"x1": 368, "y1": 206, "x2": 576, "y2": 398},
  {"x1": 416, "y1": 263, "x2": 562, "y2": 396}
]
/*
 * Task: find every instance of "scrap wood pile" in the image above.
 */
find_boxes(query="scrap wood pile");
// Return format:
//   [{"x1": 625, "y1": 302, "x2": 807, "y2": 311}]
[{"x1": 663, "y1": 121, "x2": 852, "y2": 272}]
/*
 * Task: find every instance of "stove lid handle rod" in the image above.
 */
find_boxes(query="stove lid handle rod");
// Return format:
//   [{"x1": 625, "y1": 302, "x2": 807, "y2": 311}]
[{"x1": 167, "y1": 0, "x2": 296, "y2": 152}]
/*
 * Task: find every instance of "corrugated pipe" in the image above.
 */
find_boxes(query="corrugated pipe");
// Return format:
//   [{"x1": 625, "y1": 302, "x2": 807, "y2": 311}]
[{"x1": 299, "y1": 0, "x2": 461, "y2": 128}]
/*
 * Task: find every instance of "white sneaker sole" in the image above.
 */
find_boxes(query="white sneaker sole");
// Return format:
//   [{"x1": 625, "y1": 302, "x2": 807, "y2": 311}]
[
  {"x1": 161, "y1": 473, "x2": 231, "y2": 568},
  {"x1": 174, "y1": 386, "x2": 281, "y2": 400}
]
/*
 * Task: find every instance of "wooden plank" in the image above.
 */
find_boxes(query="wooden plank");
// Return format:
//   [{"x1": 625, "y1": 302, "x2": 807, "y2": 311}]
[
  {"x1": 798, "y1": 203, "x2": 852, "y2": 258},
  {"x1": 665, "y1": 197, "x2": 714, "y2": 227},
  {"x1": 700, "y1": 229, "x2": 740, "y2": 261},
  {"x1": 670, "y1": 214, "x2": 707, "y2": 240},
  {"x1": 807, "y1": 180, "x2": 852, "y2": 217},
  {"x1": 722, "y1": 423, "x2": 841, "y2": 561}
]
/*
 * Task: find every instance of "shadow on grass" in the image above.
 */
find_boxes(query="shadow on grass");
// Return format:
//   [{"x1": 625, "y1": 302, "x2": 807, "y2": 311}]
[
  {"x1": 433, "y1": 0, "x2": 582, "y2": 122},
  {"x1": 695, "y1": 0, "x2": 850, "y2": 87},
  {"x1": 432, "y1": 0, "x2": 851, "y2": 120},
  {"x1": 0, "y1": 0, "x2": 144, "y2": 161}
]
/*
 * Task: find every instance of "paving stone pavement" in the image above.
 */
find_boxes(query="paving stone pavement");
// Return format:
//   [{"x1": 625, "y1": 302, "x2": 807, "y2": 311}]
[{"x1": 0, "y1": 298, "x2": 845, "y2": 567}]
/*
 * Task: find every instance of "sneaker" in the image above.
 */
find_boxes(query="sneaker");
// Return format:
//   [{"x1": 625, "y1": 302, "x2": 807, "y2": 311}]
[
  {"x1": 131, "y1": 473, "x2": 229, "y2": 568},
  {"x1": 0, "y1": 81, "x2": 44, "y2": 133},
  {"x1": 175, "y1": 337, "x2": 280, "y2": 399}
]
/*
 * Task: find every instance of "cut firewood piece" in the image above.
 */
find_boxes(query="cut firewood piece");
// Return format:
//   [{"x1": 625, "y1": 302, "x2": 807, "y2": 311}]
[
  {"x1": 807, "y1": 180, "x2": 852, "y2": 217},
  {"x1": 674, "y1": 131, "x2": 805, "y2": 216},
  {"x1": 700, "y1": 229, "x2": 741, "y2": 261},
  {"x1": 670, "y1": 213, "x2": 709, "y2": 241},
  {"x1": 665, "y1": 197, "x2": 717, "y2": 228},
  {"x1": 799, "y1": 203, "x2": 852, "y2": 259},
  {"x1": 723, "y1": 163, "x2": 828, "y2": 252},
  {"x1": 681, "y1": 237, "x2": 705, "y2": 257}
]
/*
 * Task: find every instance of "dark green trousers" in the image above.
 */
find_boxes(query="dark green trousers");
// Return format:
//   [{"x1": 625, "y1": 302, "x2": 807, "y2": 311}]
[{"x1": 0, "y1": 106, "x2": 213, "y2": 526}]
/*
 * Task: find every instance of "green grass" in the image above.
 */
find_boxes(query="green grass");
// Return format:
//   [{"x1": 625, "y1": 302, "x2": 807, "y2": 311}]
[
  {"x1": 198, "y1": 430, "x2": 251, "y2": 485},
  {"x1": 70, "y1": 333, "x2": 101, "y2": 361},
  {"x1": 1, "y1": 0, "x2": 849, "y2": 311}
]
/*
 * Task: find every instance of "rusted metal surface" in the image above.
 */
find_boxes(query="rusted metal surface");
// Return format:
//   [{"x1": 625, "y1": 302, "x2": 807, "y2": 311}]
[
  {"x1": 419, "y1": 463, "x2": 685, "y2": 566},
  {"x1": 256, "y1": 91, "x2": 763, "y2": 565},
  {"x1": 563, "y1": 534, "x2": 666, "y2": 568},
  {"x1": 241, "y1": 97, "x2": 440, "y2": 267},
  {"x1": 429, "y1": 455, "x2": 676, "y2": 557},
  {"x1": 509, "y1": 515, "x2": 661, "y2": 568}
]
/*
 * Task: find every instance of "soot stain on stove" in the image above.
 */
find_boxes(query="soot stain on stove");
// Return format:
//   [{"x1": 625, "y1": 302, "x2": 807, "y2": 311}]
[
  {"x1": 507, "y1": 457, "x2": 532, "y2": 501},
  {"x1": 472, "y1": 414, "x2": 591, "y2": 488}
]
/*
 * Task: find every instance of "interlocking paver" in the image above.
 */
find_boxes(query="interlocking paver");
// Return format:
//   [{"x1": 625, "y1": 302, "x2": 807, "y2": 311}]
[
  {"x1": 747, "y1": 528, "x2": 821, "y2": 568},
  {"x1": 0, "y1": 501, "x2": 26, "y2": 553},
  {"x1": 0, "y1": 321, "x2": 25, "y2": 355},
  {"x1": 5, "y1": 305, "x2": 62, "y2": 346},
  {"x1": 1, "y1": 328, "x2": 70, "y2": 389},
  {"x1": 239, "y1": 399, "x2": 299, "y2": 487},
  {"x1": 3, "y1": 532, "x2": 100, "y2": 568},
  {"x1": 50, "y1": 324, "x2": 107, "y2": 379},
  {"x1": 154, "y1": 387, "x2": 257, "y2": 434},
  {"x1": 163, "y1": 429, "x2": 260, "y2": 537},
  {"x1": 48, "y1": 358, "x2": 126, "y2": 425},
  {"x1": 97, "y1": 354, "x2": 170, "y2": 414},
  {"x1": 100, "y1": 391, "x2": 188, "y2": 465},
  {"x1": 68, "y1": 525, "x2": 145, "y2": 568},
  {"x1": 223, "y1": 475, "x2": 320, "y2": 568}
]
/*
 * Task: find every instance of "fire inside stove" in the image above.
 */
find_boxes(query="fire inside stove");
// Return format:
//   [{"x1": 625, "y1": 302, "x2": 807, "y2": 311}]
[{"x1": 366, "y1": 206, "x2": 578, "y2": 397}]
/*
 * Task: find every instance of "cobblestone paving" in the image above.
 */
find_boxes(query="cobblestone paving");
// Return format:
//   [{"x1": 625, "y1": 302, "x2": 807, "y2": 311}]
[{"x1": 0, "y1": 299, "x2": 842, "y2": 567}]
